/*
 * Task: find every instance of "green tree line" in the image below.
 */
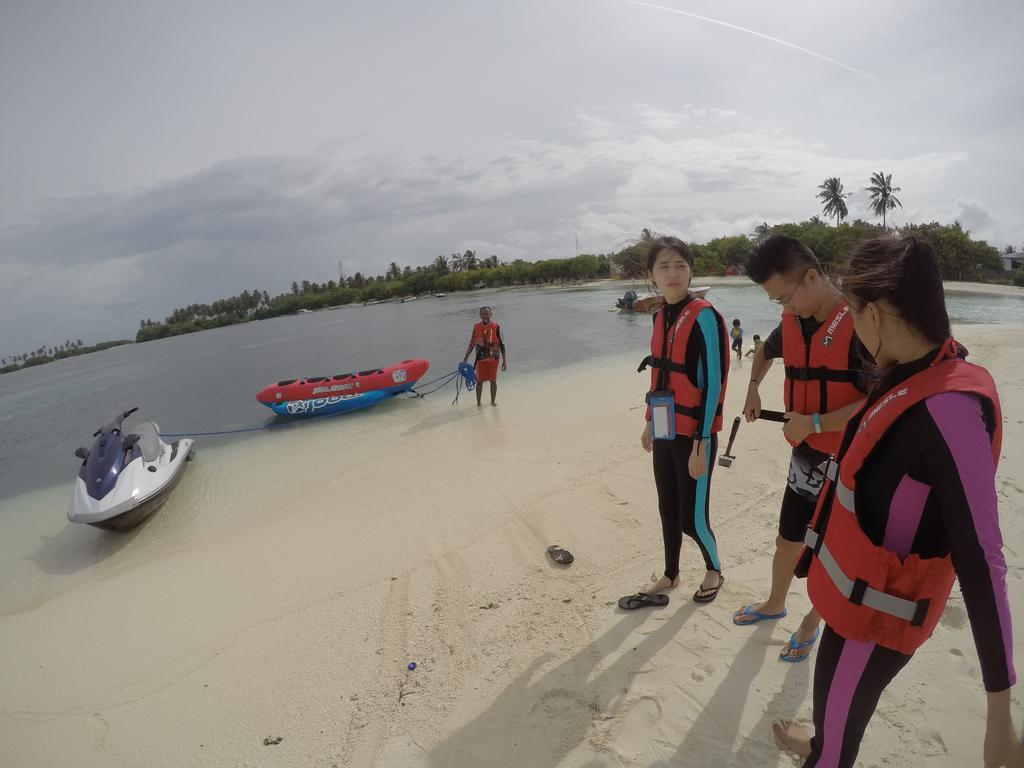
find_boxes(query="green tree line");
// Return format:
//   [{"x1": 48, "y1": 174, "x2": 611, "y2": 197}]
[
  {"x1": 136, "y1": 214, "x2": 1011, "y2": 345},
  {"x1": 1, "y1": 339, "x2": 133, "y2": 376}
]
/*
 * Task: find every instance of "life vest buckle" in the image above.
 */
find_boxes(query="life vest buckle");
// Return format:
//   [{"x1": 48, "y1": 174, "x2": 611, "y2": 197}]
[
  {"x1": 911, "y1": 598, "x2": 930, "y2": 627},
  {"x1": 823, "y1": 459, "x2": 838, "y2": 482},
  {"x1": 849, "y1": 577, "x2": 869, "y2": 606}
]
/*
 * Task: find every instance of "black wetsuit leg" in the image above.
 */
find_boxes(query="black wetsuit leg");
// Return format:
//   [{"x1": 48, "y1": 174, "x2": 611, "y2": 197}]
[{"x1": 652, "y1": 434, "x2": 721, "y2": 579}]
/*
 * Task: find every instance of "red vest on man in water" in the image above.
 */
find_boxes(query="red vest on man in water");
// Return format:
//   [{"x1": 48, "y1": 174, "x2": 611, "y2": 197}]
[
  {"x1": 800, "y1": 340, "x2": 1002, "y2": 655},
  {"x1": 646, "y1": 297, "x2": 729, "y2": 438},
  {"x1": 472, "y1": 321, "x2": 502, "y2": 359},
  {"x1": 781, "y1": 302, "x2": 862, "y2": 454}
]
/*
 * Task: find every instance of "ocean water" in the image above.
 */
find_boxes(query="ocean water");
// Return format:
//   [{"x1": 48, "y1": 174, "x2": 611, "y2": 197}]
[{"x1": 1, "y1": 282, "x2": 1021, "y2": 503}]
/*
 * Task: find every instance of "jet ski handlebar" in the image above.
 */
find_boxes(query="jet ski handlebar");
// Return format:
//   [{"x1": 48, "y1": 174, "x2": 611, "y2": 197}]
[{"x1": 93, "y1": 406, "x2": 140, "y2": 437}]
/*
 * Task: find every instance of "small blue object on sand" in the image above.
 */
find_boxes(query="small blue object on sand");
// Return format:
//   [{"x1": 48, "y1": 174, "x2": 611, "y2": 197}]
[
  {"x1": 732, "y1": 604, "x2": 788, "y2": 625},
  {"x1": 779, "y1": 627, "x2": 820, "y2": 663},
  {"x1": 407, "y1": 662, "x2": 417, "y2": 671}
]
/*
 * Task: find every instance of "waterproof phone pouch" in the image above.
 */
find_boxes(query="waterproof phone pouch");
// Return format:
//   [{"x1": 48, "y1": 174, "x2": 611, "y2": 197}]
[{"x1": 646, "y1": 391, "x2": 676, "y2": 440}]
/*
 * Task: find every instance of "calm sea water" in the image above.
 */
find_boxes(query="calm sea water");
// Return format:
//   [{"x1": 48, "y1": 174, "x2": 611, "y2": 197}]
[{"x1": 1, "y1": 283, "x2": 1022, "y2": 502}]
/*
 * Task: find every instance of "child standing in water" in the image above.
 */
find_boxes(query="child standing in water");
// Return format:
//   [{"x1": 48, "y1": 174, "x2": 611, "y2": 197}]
[{"x1": 730, "y1": 319, "x2": 744, "y2": 359}]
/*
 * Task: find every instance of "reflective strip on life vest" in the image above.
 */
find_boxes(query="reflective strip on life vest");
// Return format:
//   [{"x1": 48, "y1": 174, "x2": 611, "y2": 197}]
[
  {"x1": 804, "y1": 488, "x2": 931, "y2": 629},
  {"x1": 813, "y1": 542, "x2": 930, "y2": 626},
  {"x1": 836, "y1": 480, "x2": 856, "y2": 513}
]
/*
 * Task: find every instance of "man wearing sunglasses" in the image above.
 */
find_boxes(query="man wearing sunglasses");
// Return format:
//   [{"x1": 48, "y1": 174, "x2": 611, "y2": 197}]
[{"x1": 732, "y1": 235, "x2": 871, "y2": 663}]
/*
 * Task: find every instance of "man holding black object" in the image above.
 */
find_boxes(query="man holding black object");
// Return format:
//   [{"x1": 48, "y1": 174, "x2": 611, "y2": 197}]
[{"x1": 732, "y1": 236, "x2": 871, "y2": 663}]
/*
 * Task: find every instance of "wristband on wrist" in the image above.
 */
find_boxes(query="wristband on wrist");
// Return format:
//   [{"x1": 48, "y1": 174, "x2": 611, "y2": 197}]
[{"x1": 812, "y1": 412, "x2": 823, "y2": 434}]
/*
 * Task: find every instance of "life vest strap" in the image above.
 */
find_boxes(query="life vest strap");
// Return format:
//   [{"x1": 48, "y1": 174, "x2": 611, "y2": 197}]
[
  {"x1": 674, "y1": 402, "x2": 724, "y2": 419},
  {"x1": 784, "y1": 365, "x2": 859, "y2": 383},
  {"x1": 644, "y1": 357, "x2": 687, "y2": 375},
  {"x1": 817, "y1": 543, "x2": 930, "y2": 626}
]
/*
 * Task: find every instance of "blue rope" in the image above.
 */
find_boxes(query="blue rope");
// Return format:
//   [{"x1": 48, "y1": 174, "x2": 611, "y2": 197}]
[{"x1": 159, "y1": 366, "x2": 478, "y2": 438}]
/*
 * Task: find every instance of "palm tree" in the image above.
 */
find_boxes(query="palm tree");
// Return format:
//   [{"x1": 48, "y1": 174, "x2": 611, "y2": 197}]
[
  {"x1": 386, "y1": 262, "x2": 400, "y2": 281},
  {"x1": 640, "y1": 227, "x2": 655, "y2": 242},
  {"x1": 433, "y1": 254, "x2": 449, "y2": 275},
  {"x1": 450, "y1": 252, "x2": 464, "y2": 272},
  {"x1": 462, "y1": 250, "x2": 478, "y2": 271},
  {"x1": 817, "y1": 177, "x2": 852, "y2": 227},
  {"x1": 751, "y1": 222, "x2": 772, "y2": 244},
  {"x1": 866, "y1": 171, "x2": 902, "y2": 228}
]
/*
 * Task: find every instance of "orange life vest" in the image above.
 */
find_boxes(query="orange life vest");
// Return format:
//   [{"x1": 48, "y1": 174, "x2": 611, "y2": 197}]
[
  {"x1": 472, "y1": 322, "x2": 501, "y2": 359},
  {"x1": 800, "y1": 339, "x2": 1002, "y2": 655},
  {"x1": 781, "y1": 302, "x2": 862, "y2": 454},
  {"x1": 645, "y1": 297, "x2": 729, "y2": 438}
]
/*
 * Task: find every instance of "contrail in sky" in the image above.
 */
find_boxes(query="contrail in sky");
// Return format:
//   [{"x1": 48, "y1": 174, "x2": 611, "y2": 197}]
[{"x1": 628, "y1": 0, "x2": 879, "y2": 82}]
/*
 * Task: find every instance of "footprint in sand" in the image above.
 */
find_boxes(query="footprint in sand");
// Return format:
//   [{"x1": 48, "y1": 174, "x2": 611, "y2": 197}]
[
  {"x1": 941, "y1": 603, "x2": 968, "y2": 630},
  {"x1": 88, "y1": 712, "x2": 109, "y2": 748},
  {"x1": 607, "y1": 696, "x2": 664, "y2": 761},
  {"x1": 690, "y1": 659, "x2": 715, "y2": 683}
]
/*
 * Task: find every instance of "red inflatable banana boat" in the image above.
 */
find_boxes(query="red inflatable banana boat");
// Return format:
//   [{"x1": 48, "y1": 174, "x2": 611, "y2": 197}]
[{"x1": 256, "y1": 359, "x2": 430, "y2": 405}]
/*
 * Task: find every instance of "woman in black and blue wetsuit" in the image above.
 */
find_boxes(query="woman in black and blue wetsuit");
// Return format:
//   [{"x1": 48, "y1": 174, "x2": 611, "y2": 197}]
[
  {"x1": 620, "y1": 237, "x2": 730, "y2": 609},
  {"x1": 773, "y1": 236, "x2": 1022, "y2": 767}
]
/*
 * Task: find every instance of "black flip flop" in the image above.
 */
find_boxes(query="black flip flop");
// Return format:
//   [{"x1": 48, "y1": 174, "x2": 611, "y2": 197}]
[
  {"x1": 693, "y1": 573, "x2": 725, "y2": 604},
  {"x1": 617, "y1": 592, "x2": 670, "y2": 610},
  {"x1": 546, "y1": 545, "x2": 574, "y2": 566}
]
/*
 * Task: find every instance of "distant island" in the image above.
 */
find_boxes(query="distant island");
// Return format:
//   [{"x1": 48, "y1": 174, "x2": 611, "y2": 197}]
[
  {"x1": 134, "y1": 217, "x2": 1018, "y2": 344},
  {"x1": 3, "y1": 212, "x2": 1019, "y2": 373},
  {"x1": 1, "y1": 339, "x2": 133, "y2": 376}
]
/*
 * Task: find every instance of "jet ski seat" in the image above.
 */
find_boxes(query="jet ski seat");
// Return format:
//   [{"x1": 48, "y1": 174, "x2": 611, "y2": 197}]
[{"x1": 129, "y1": 421, "x2": 163, "y2": 462}]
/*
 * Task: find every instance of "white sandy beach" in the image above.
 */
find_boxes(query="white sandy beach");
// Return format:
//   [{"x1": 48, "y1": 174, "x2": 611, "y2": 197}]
[{"x1": 1, "y1": 323, "x2": 1022, "y2": 767}]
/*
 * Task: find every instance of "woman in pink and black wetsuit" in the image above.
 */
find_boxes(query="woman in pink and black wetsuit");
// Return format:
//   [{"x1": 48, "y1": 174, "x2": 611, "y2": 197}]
[{"x1": 773, "y1": 237, "x2": 1023, "y2": 768}]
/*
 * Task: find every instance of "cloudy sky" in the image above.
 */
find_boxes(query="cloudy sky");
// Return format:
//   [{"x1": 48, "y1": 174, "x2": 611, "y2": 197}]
[{"x1": 2, "y1": 0, "x2": 1022, "y2": 354}]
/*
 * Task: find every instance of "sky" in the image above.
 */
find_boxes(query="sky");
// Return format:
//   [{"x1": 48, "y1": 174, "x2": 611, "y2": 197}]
[{"x1": 2, "y1": 0, "x2": 1022, "y2": 354}]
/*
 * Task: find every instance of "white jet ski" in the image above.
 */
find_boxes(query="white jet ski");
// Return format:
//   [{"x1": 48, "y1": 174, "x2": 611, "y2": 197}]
[{"x1": 68, "y1": 407, "x2": 195, "y2": 531}]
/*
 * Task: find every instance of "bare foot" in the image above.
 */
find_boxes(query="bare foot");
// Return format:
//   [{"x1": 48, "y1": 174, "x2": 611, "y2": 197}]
[
  {"x1": 639, "y1": 574, "x2": 679, "y2": 595},
  {"x1": 491, "y1": 402, "x2": 497, "y2": 406},
  {"x1": 772, "y1": 720, "x2": 812, "y2": 757},
  {"x1": 733, "y1": 599, "x2": 785, "y2": 625}
]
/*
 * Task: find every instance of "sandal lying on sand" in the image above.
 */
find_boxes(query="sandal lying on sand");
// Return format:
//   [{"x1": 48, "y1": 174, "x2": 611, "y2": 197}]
[
  {"x1": 546, "y1": 545, "x2": 574, "y2": 566},
  {"x1": 617, "y1": 592, "x2": 670, "y2": 610},
  {"x1": 693, "y1": 573, "x2": 725, "y2": 604},
  {"x1": 732, "y1": 604, "x2": 788, "y2": 625},
  {"x1": 779, "y1": 627, "x2": 820, "y2": 663}
]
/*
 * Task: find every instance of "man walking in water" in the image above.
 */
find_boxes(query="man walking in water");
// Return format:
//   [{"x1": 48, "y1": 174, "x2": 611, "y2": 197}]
[{"x1": 463, "y1": 306, "x2": 507, "y2": 406}]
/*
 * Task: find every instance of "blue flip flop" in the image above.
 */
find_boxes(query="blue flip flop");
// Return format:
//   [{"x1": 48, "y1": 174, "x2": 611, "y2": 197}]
[
  {"x1": 732, "y1": 604, "x2": 788, "y2": 625},
  {"x1": 778, "y1": 627, "x2": 820, "y2": 663}
]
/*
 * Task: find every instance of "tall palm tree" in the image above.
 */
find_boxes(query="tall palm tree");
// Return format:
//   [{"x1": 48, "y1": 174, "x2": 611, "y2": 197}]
[
  {"x1": 450, "y1": 252, "x2": 464, "y2": 272},
  {"x1": 462, "y1": 250, "x2": 478, "y2": 271},
  {"x1": 640, "y1": 227, "x2": 655, "y2": 242},
  {"x1": 866, "y1": 171, "x2": 902, "y2": 228},
  {"x1": 817, "y1": 177, "x2": 852, "y2": 227},
  {"x1": 751, "y1": 221, "x2": 772, "y2": 245},
  {"x1": 432, "y1": 254, "x2": 449, "y2": 275}
]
